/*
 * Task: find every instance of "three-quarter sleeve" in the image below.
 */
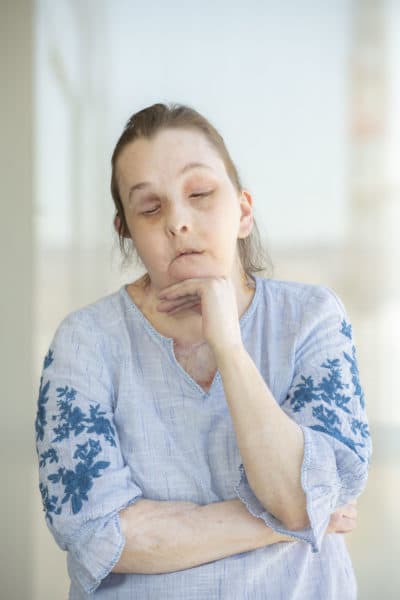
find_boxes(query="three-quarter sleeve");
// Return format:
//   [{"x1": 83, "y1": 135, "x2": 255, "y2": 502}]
[
  {"x1": 35, "y1": 311, "x2": 144, "y2": 594},
  {"x1": 234, "y1": 286, "x2": 372, "y2": 553}
]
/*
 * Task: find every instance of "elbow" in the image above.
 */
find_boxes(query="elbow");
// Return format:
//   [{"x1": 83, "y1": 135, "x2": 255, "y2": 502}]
[
  {"x1": 262, "y1": 494, "x2": 310, "y2": 532},
  {"x1": 282, "y1": 498, "x2": 311, "y2": 531},
  {"x1": 266, "y1": 496, "x2": 310, "y2": 532},
  {"x1": 259, "y1": 501, "x2": 310, "y2": 532},
  {"x1": 282, "y1": 514, "x2": 310, "y2": 531}
]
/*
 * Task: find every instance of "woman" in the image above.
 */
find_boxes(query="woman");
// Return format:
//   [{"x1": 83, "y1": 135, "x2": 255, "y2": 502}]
[{"x1": 35, "y1": 102, "x2": 371, "y2": 599}]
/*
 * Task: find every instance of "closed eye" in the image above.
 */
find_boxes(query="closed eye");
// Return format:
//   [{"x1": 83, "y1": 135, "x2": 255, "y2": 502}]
[
  {"x1": 142, "y1": 206, "x2": 160, "y2": 215},
  {"x1": 190, "y1": 191, "x2": 213, "y2": 198}
]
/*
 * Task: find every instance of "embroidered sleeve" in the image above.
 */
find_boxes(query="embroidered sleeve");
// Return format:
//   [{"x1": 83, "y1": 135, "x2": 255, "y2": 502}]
[
  {"x1": 35, "y1": 312, "x2": 143, "y2": 594},
  {"x1": 234, "y1": 286, "x2": 372, "y2": 553}
]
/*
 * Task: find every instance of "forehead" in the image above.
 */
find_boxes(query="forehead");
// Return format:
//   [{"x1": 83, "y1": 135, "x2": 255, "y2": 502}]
[{"x1": 116, "y1": 128, "x2": 226, "y2": 182}]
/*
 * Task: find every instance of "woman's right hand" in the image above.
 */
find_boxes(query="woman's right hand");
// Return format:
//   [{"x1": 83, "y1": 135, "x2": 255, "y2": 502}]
[
  {"x1": 276, "y1": 499, "x2": 358, "y2": 546},
  {"x1": 326, "y1": 499, "x2": 358, "y2": 534},
  {"x1": 275, "y1": 499, "x2": 358, "y2": 545}
]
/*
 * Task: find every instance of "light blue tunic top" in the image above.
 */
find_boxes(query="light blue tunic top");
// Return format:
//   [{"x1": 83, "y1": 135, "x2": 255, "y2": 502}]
[{"x1": 35, "y1": 275, "x2": 372, "y2": 599}]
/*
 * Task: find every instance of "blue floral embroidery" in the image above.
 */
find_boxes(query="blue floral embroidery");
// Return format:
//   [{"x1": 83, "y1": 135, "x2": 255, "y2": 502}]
[
  {"x1": 39, "y1": 482, "x2": 61, "y2": 525},
  {"x1": 287, "y1": 360, "x2": 351, "y2": 414},
  {"x1": 52, "y1": 386, "x2": 87, "y2": 442},
  {"x1": 51, "y1": 385, "x2": 116, "y2": 447},
  {"x1": 35, "y1": 349, "x2": 54, "y2": 442},
  {"x1": 48, "y1": 439, "x2": 110, "y2": 514},
  {"x1": 340, "y1": 320, "x2": 366, "y2": 409},
  {"x1": 310, "y1": 405, "x2": 366, "y2": 462},
  {"x1": 318, "y1": 359, "x2": 352, "y2": 414},
  {"x1": 312, "y1": 404, "x2": 341, "y2": 428},
  {"x1": 341, "y1": 319, "x2": 352, "y2": 339},
  {"x1": 351, "y1": 418, "x2": 370, "y2": 439},
  {"x1": 284, "y1": 319, "x2": 369, "y2": 462},
  {"x1": 37, "y1": 348, "x2": 116, "y2": 521},
  {"x1": 343, "y1": 346, "x2": 366, "y2": 409},
  {"x1": 86, "y1": 404, "x2": 117, "y2": 447},
  {"x1": 44, "y1": 349, "x2": 54, "y2": 369},
  {"x1": 289, "y1": 375, "x2": 320, "y2": 412},
  {"x1": 35, "y1": 378, "x2": 50, "y2": 442},
  {"x1": 39, "y1": 447, "x2": 59, "y2": 468}
]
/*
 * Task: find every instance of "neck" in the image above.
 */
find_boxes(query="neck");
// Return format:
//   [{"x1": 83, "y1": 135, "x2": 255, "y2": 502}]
[{"x1": 132, "y1": 270, "x2": 255, "y2": 346}]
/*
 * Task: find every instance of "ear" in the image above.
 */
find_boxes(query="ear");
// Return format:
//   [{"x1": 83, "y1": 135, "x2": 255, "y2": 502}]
[
  {"x1": 113, "y1": 214, "x2": 121, "y2": 233},
  {"x1": 238, "y1": 190, "x2": 254, "y2": 239},
  {"x1": 114, "y1": 213, "x2": 131, "y2": 239}
]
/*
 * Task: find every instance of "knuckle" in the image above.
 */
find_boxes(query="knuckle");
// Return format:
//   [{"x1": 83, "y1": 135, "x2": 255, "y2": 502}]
[{"x1": 330, "y1": 513, "x2": 340, "y2": 526}]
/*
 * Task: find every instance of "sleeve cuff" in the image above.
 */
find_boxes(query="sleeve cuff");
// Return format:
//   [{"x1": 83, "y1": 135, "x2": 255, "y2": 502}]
[
  {"x1": 66, "y1": 495, "x2": 142, "y2": 594},
  {"x1": 234, "y1": 425, "x2": 343, "y2": 553}
]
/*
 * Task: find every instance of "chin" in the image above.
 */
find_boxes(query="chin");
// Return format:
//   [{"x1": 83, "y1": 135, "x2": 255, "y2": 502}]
[{"x1": 168, "y1": 264, "x2": 223, "y2": 281}]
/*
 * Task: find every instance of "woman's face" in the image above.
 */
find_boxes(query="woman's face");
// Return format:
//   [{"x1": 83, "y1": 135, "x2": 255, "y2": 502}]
[{"x1": 116, "y1": 127, "x2": 253, "y2": 290}]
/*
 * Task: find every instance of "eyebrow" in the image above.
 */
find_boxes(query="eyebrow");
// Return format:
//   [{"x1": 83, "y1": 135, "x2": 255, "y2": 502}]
[{"x1": 128, "y1": 162, "x2": 214, "y2": 202}]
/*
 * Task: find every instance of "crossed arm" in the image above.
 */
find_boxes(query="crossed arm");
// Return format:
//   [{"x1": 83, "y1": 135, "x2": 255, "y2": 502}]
[
  {"x1": 113, "y1": 287, "x2": 362, "y2": 576},
  {"x1": 112, "y1": 496, "x2": 357, "y2": 574}
]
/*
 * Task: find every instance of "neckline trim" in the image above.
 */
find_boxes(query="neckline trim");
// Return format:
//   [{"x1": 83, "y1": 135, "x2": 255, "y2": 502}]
[
  {"x1": 120, "y1": 274, "x2": 261, "y2": 347},
  {"x1": 120, "y1": 275, "x2": 261, "y2": 397}
]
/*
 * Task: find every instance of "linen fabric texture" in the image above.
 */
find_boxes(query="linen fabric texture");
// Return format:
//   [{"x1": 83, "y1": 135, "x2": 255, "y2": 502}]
[{"x1": 35, "y1": 275, "x2": 372, "y2": 599}]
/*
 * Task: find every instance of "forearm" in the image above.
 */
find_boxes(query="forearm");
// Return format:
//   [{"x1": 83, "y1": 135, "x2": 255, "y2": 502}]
[
  {"x1": 113, "y1": 498, "x2": 294, "y2": 574},
  {"x1": 216, "y1": 344, "x2": 308, "y2": 529}
]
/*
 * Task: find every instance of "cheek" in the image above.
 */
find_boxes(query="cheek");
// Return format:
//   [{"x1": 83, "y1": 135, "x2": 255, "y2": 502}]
[
  {"x1": 130, "y1": 221, "x2": 160, "y2": 247},
  {"x1": 206, "y1": 210, "x2": 241, "y2": 244},
  {"x1": 133, "y1": 232, "x2": 170, "y2": 267},
  {"x1": 210, "y1": 197, "x2": 241, "y2": 226}
]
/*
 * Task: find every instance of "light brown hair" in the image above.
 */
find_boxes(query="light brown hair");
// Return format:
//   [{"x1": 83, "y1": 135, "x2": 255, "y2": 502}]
[{"x1": 111, "y1": 102, "x2": 272, "y2": 283}]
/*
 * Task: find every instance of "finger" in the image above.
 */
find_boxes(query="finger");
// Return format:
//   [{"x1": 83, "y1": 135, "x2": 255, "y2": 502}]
[
  {"x1": 343, "y1": 505, "x2": 358, "y2": 519},
  {"x1": 157, "y1": 296, "x2": 200, "y2": 312},
  {"x1": 328, "y1": 507, "x2": 357, "y2": 532},
  {"x1": 158, "y1": 302, "x2": 201, "y2": 315},
  {"x1": 166, "y1": 300, "x2": 201, "y2": 315},
  {"x1": 158, "y1": 294, "x2": 199, "y2": 307},
  {"x1": 158, "y1": 279, "x2": 206, "y2": 299},
  {"x1": 338, "y1": 504, "x2": 358, "y2": 519},
  {"x1": 335, "y1": 517, "x2": 357, "y2": 534},
  {"x1": 336, "y1": 510, "x2": 357, "y2": 528},
  {"x1": 333, "y1": 502, "x2": 357, "y2": 518},
  {"x1": 328, "y1": 513, "x2": 356, "y2": 534}
]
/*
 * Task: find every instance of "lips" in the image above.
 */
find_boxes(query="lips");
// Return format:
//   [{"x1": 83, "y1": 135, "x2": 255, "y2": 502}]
[{"x1": 175, "y1": 249, "x2": 203, "y2": 259}]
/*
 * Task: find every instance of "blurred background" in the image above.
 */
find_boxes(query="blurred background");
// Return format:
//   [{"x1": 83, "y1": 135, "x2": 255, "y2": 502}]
[{"x1": 1, "y1": 0, "x2": 399, "y2": 598}]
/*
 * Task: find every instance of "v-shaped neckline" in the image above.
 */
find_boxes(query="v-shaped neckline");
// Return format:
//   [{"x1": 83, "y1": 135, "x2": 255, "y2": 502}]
[
  {"x1": 120, "y1": 275, "x2": 261, "y2": 398},
  {"x1": 170, "y1": 344, "x2": 221, "y2": 397}
]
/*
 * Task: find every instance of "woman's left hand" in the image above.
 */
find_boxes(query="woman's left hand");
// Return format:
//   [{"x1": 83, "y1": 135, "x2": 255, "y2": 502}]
[
  {"x1": 326, "y1": 499, "x2": 358, "y2": 535},
  {"x1": 156, "y1": 277, "x2": 242, "y2": 356}
]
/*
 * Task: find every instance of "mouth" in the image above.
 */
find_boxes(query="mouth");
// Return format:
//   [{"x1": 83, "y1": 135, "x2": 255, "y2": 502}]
[{"x1": 175, "y1": 249, "x2": 203, "y2": 259}]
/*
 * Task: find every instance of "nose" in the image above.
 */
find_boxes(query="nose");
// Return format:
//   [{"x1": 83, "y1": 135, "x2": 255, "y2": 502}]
[{"x1": 165, "y1": 202, "x2": 191, "y2": 236}]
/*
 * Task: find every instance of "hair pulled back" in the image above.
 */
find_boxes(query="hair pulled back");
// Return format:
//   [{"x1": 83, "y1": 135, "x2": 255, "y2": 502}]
[{"x1": 110, "y1": 102, "x2": 271, "y2": 282}]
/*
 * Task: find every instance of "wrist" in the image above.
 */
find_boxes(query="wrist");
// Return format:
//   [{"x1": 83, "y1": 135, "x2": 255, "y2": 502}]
[{"x1": 212, "y1": 340, "x2": 246, "y2": 366}]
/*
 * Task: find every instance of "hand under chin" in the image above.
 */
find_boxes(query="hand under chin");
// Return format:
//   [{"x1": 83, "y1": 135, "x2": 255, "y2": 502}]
[{"x1": 168, "y1": 261, "x2": 222, "y2": 283}]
